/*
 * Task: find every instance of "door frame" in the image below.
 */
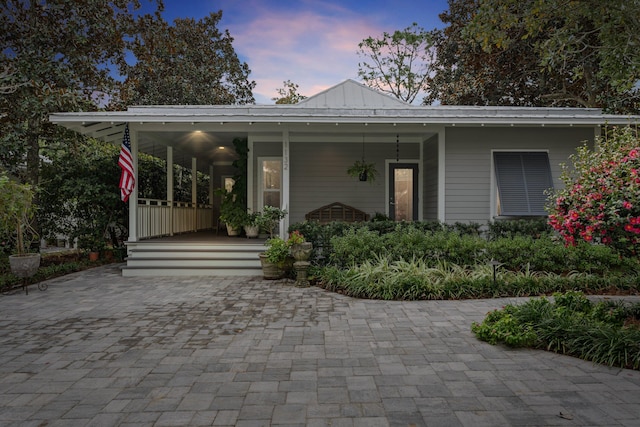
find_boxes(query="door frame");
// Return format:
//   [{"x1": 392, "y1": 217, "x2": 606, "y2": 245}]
[{"x1": 386, "y1": 160, "x2": 420, "y2": 221}]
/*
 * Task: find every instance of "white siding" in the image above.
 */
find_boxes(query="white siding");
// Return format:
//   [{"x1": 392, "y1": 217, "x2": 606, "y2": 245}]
[
  {"x1": 289, "y1": 141, "x2": 419, "y2": 224},
  {"x1": 423, "y1": 135, "x2": 438, "y2": 220},
  {"x1": 445, "y1": 126, "x2": 595, "y2": 224}
]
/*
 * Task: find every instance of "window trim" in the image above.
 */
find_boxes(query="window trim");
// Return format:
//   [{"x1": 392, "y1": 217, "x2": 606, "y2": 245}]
[{"x1": 490, "y1": 149, "x2": 553, "y2": 218}]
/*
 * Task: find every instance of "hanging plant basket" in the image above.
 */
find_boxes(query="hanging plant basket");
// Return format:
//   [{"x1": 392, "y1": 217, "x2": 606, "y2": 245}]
[{"x1": 347, "y1": 160, "x2": 378, "y2": 183}]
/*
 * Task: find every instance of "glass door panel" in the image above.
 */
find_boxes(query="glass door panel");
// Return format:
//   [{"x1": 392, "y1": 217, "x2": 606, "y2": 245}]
[{"x1": 389, "y1": 163, "x2": 418, "y2": 221}]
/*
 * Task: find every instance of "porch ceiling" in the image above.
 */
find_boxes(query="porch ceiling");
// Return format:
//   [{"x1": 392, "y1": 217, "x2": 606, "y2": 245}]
[{"x1": 48, "y1": 119, "x2": 440, "y2": 173}]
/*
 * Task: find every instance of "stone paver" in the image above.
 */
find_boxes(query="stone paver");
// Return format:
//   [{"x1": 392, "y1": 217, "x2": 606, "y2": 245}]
[{"x1": 0, "y1": 263, "x2": 639, "y2": 426}]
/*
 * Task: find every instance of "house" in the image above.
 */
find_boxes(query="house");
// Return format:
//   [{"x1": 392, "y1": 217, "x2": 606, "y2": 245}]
[{"x1": 50, "y1": 80, "x2": 639, "y2": 276}]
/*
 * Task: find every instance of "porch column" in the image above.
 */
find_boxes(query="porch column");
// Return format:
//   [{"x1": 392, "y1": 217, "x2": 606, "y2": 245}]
[
  {"x1": 209, "y1": 164, "x2": 214, "y2": 229},
  {"x1": 192, "y1": 157, "x2": 197, "y2": 231},
  {"x1": 127, "y1": 124, "x2": 139, "y2": 242},
  {"x1": 419, "y1": 137, "x2": 424, "y2": 221},
  {"x1": 247, "y1": 136, "x2": 254, "y2": 213},
  {"x1": 167, "y1": 146, "x2": 174, "y2": 236},
  {"x1": 282, "y1": 129, "x2": 290, "y2": 238},
  {"x1": 437, "y1": 126, "x2": 446, "y2": 222}
]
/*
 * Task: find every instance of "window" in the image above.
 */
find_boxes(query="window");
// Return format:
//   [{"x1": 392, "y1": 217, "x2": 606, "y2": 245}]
[
  {"x1": 493, "y1": 152, "x2": 553, "y2": 216},
  {"x1": 258, "y1": 158, "x2": 282, "y2": 209}
]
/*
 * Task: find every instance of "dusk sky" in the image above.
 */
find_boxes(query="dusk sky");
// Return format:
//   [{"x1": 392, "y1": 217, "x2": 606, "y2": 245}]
[{"x1": 153, "y1": 0, "x2": 450, "y2": 103}]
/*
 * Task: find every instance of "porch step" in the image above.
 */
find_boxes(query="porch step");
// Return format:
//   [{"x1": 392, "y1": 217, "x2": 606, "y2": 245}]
[{"x1": 122, "y1": 241, "x2": 266, "y2": 277}]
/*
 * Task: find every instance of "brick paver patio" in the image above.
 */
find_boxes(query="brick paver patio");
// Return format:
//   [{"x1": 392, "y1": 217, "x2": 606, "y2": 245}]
[{"x1": 0, "y1": 263, "x2": 639, "y2": 426}]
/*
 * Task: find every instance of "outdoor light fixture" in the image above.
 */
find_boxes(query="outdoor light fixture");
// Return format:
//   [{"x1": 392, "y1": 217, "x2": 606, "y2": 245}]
[{"x1": 489, "y1": 260, "x2": 501, "y2": 286}]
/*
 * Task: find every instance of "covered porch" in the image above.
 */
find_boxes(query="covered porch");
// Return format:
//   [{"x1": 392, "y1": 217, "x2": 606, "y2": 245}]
[{"x1": 50, "y1": 80, "x2": 628, "y2": 276}]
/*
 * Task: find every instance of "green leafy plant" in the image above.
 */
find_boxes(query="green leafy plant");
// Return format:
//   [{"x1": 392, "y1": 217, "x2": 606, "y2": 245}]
[
  {"x1": 216, "y1": 188, "x2": 246, "y2": 229},
  {"x1": 347, "y1": 160, "x2": 379, "y2": 183},
  {"x1": 548, "y1": 126, "x2": 640, "y2": 256},
  {"x1": 287, "y1": 230, "x2": 305, "y2": 245},
  {"x1": 257, "y1": 206, "x2": 287, "y2": 237},
  {"x1": 0, "y1": 173, "x2": 38, "y2": 255},
  {"x1": 244, "y1": 211, "x2": 260, "y2": 227},
  {"x1": 264, "y1": 237, "x2": 290, "y2": 266},
  {"x1": 472, "y1": 291, "x2": 640, "y2": 370}
]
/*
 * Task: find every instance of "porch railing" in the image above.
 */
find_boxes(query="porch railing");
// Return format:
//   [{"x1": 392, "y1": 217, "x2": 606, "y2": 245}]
[{"x1": 137, "y1": 198, "x2": 213, "y2": 239}]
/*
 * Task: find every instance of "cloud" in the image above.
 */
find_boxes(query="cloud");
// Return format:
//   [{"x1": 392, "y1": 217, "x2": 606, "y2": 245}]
[{"x1": 221, "y1": 0, "x2": 383, "y2": 103}]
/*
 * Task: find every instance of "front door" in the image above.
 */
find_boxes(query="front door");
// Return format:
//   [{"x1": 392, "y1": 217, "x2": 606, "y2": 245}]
[{"x1": 389, "y1": 163, "x2": 418, "y2": 221}]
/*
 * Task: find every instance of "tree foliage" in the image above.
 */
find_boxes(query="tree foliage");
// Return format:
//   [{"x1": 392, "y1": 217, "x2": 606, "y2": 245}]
[
  {"x1": 117, "y1": 10, "x2": 255, "y2": 106},
  {"x1": 272, "y1": 80, "x2": 306, "y2": 104},
  {"x1": 39, "y1": 139, "x2": 126, "y2": 250},
  {"x1": 548, "y1": 127, "x2": 640, "y2": 257},
  {"x1": 0, "y1": 0, "x2": 159, "y2": 185},
  {"x1": 432, "y1": 0, "x2": 640, "y2": 113},
  {"x1": 430, "y1": 0, "x2": 549, "y2": 106},
  {"x1": 357, "y1": 23, "x2": 437, "y2": 104}
]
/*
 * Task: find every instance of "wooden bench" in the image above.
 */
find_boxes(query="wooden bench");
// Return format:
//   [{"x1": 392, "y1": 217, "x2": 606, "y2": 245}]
[{"x1": 305, "y1": 202, "x2": 369, "y2": 224}]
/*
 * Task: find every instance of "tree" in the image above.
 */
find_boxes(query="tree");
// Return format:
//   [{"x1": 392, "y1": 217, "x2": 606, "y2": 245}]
[
  {"x1": 0, "y1": 0, "x2": 161, "y2": 186},
  {"x1": 39, "y1": 138, "x2": 127, "y2": 250},
  {"x1": 357, "y1": 23, "x2": 437, "y2": 104},
  {"x1": 272, "y1": 80, "x2": 306, "y2": 104},
  {"x1": 548, "y1": 127, "x2": 640, "y2": 256},
  {"x1": 431, "y1": 0, "x2": 552, "y2": 107},
  {"x1": 435, "y1": 0, "x2": 640, "y2": 113},
  {"x1": 0, "y1": 64, "x2": 27, "y2": 95},
  {"x1": 117, "y1": 11, "x2": 255, "y2": 106}
]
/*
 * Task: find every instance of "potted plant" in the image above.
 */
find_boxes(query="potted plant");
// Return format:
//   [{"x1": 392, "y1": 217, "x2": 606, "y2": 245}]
[
  {"x1": 244, "y1": 210, "x2": 260, "y2": 238},
  {"x1": 217, "y1": 188, "x2": 246, "y2": 236},
  {"x1": 0, "y1": 173, "x2": 41, "y2": 278},
  {"x1": 259, "y1": 237, "x2": 292, "y2": 279},
  {"x1": 347, "y1": 160, "x2": 379, "y2": 183},
  {"x1": 78, "y1": 233, "x2": 106, "y2": 261},
  {"x1": 257, "y1": 206, "x2": 287, "y2": 238},
  {"x1": 287, "y1": 230, "x2": 313, "y2": 261},
  {"x1": 287, "y1": 230, "x2": 313, "y2": 286}
]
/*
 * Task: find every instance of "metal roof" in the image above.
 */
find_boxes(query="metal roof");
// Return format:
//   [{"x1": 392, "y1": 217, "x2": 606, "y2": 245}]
[{"x1": 49, "y1": 80, "x2": 640, "y2": 172}]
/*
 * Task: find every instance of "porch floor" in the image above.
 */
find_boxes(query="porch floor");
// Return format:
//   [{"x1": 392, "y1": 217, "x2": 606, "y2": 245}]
[{"x1": 136, "y1": 230, "x2": 267, "y2": 244}]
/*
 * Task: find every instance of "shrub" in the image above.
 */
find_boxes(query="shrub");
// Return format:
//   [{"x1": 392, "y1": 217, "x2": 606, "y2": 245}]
[
  {"x1": 487, "y1": 218, "x2": 551, "y2": 240},
  {"x1": 329, "y1": 227, "x2": 386, "y2": 267},
  {"x1": 548, "y1": 126, "x2": 640, "y2": 257},
  {"x1": 472, "y1": 291, "x2": 640, "y2": 370}
]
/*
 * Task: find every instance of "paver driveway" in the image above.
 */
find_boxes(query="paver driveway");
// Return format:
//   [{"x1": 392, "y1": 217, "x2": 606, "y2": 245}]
[{"x1": 0, "y1": 263, "x2": 639, "y2": 426}]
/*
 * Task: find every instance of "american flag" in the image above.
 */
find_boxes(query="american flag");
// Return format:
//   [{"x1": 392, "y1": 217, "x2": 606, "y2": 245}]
[{"x1": 118, "y1": 124, "x2": 135, "y2": 202}]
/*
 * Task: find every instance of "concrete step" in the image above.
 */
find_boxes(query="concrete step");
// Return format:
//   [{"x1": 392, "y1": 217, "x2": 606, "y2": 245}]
[{"x1": 122, "y1": 241, "x2": 266, "y2": 276}]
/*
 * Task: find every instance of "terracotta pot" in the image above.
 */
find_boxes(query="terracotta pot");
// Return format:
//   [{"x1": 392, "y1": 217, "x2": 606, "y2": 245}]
[{"x1": 89, "y1": 251, "x2": 99, "y2": 261}]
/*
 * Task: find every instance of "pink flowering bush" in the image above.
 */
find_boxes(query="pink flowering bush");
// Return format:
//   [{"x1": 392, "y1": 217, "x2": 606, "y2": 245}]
[{"x1": 548, "y1": 127, "x2": 640, "y2": 257}]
